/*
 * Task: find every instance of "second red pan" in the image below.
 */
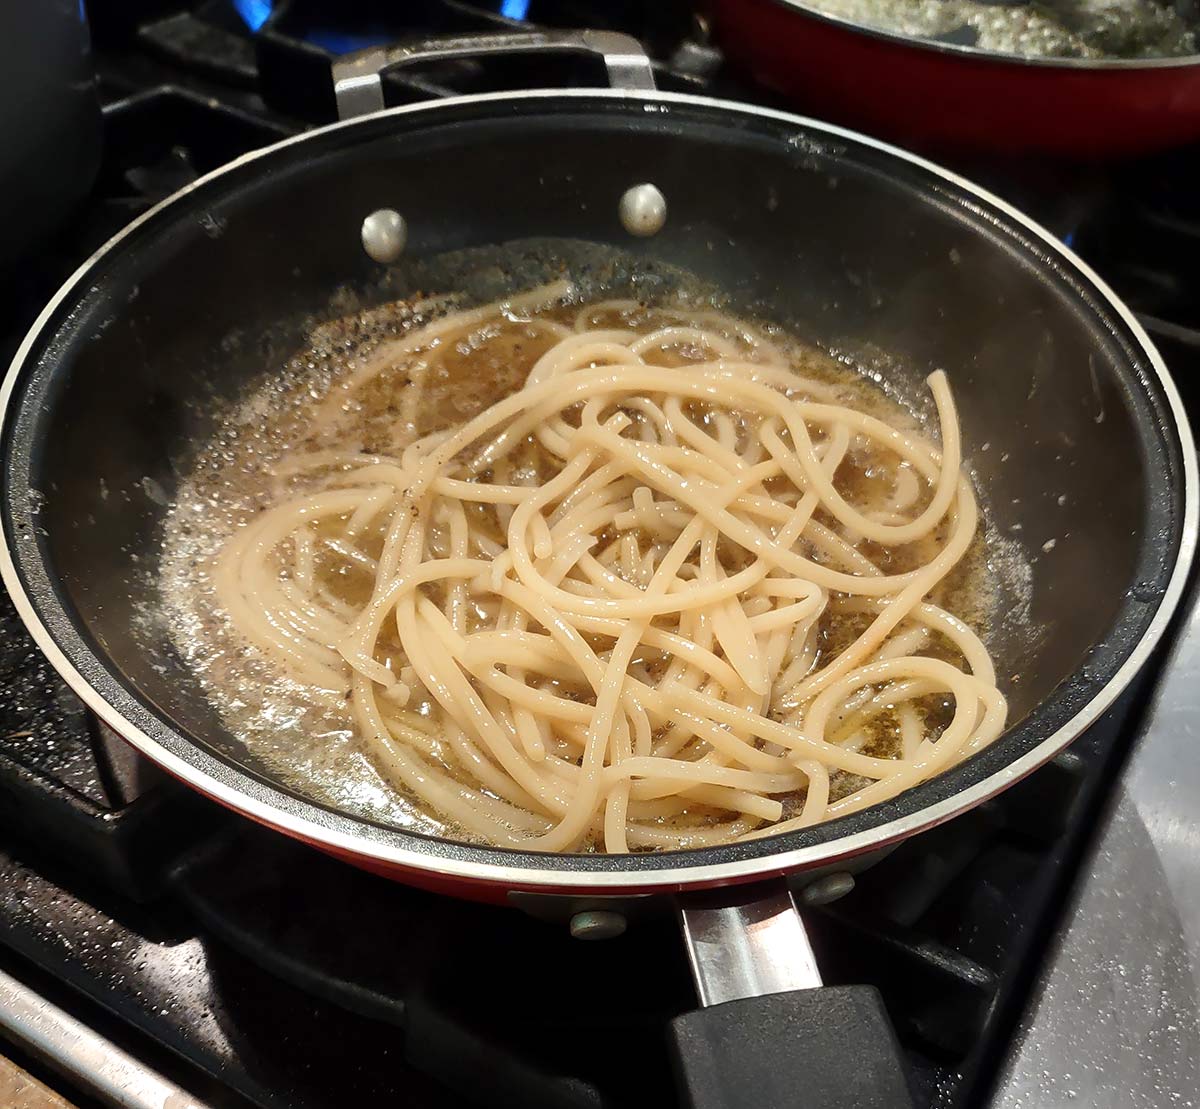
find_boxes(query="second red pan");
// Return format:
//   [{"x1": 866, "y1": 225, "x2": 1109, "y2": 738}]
[{"x1": 707, "y1": 0, "x2": 1200, "y2": 157}]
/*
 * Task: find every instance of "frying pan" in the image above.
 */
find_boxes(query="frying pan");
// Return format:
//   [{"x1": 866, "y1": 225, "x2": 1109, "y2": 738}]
[
  {"x1": 0, "y1": 29, "x2": 1194, "y2": 1109},
  {"x1": 705, "y1": 0, "x2": 1200, "y2": 156}
]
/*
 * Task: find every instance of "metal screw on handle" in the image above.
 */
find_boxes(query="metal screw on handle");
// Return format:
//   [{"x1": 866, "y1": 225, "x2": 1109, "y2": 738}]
[{"x1": 331, "y1": 29, "x2": 658, "y2": 121}]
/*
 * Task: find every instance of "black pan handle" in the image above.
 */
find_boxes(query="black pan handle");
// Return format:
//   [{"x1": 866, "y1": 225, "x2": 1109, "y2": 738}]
[
  {"x1": 670, "y1": 882, "x2": 915, "y2": 1109},
  {"x1": 331, "y1": 30, "x2": 656, "y2": 120}
]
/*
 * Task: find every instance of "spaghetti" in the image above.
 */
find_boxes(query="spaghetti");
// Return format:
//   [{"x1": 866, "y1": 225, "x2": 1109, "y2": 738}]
[{"x1": 195, "y1": 283, "x2": 1006, "y2": 852}]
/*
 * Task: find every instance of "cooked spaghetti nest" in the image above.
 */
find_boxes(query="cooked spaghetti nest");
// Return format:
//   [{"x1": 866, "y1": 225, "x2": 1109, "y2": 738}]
[{"x1": 213, "y1": 282, "x2": 1007, "y2": 853}]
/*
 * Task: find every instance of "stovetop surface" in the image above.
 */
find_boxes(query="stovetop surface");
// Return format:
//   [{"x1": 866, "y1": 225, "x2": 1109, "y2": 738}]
[{"x1": 2, "y1": 2, "x2": 1199, "y2": 1107}]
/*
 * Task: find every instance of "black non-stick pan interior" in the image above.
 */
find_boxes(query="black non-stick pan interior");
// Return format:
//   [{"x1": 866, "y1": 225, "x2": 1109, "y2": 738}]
[{"x1": 2, "y1": 94, "x2": 1186, "y2": 865}]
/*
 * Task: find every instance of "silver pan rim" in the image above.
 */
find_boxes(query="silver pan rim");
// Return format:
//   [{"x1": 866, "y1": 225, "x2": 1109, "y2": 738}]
[{"x1": 1, "y1": 87, "x2": 1194, "y2": 892}]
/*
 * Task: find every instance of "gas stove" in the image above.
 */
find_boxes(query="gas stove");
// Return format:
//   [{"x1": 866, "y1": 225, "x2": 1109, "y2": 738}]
[{"x1": 0, "y1": 3, "x2": 1198, "y2": 1107}]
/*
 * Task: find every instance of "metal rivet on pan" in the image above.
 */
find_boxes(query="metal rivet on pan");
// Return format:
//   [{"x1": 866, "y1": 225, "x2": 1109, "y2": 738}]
[
  {"x1": 618, "y1": 183, "x2": 667, "y2": 237},
  {"x1": 800, "y1": 872, "x2": 856, "y2": 907},
  {"x1": 361, "y1": 208, "x2": 407, "y2": 263},
  {"x1": 568, "y1": 910, "x2": 628, "y2": 940}
]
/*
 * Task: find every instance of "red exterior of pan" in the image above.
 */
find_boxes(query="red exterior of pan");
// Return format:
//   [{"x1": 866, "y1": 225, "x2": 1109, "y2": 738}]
[
  {"x1": 707, "y1": 0, "x2": 1200, "y2": 157},
  {"x1": 157, "y1": 753, "x2": 893, "y2": 904}
]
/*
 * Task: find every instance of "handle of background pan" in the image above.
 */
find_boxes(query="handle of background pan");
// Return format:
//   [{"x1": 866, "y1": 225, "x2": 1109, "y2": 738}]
[
  {"x1": 671, "y1": 881, "x2": 915, "y2": 1109},
  {"x1": 331, "y1": 29, "x2": 656, "y2": 120}
]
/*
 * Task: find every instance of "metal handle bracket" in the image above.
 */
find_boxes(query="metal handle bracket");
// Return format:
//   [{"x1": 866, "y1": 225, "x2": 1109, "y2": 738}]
[
  {"x1": 678, "y1": 882, "x2": 822, "y2": 1008},
  {"x1": 332, "y1": 29, "x2": 656, "y2": 121}
]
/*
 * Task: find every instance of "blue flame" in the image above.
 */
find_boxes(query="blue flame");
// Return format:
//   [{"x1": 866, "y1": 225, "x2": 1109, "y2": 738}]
[
  {"x1": 233, "y1": 0, "x2": 272, "y2": 32},
  {"x1": 1063, "y1": 230, "x2": 1076, "y2": 248},
  {"x1": 230, "y1": 0, "x2": 529, "y2": 50}
]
